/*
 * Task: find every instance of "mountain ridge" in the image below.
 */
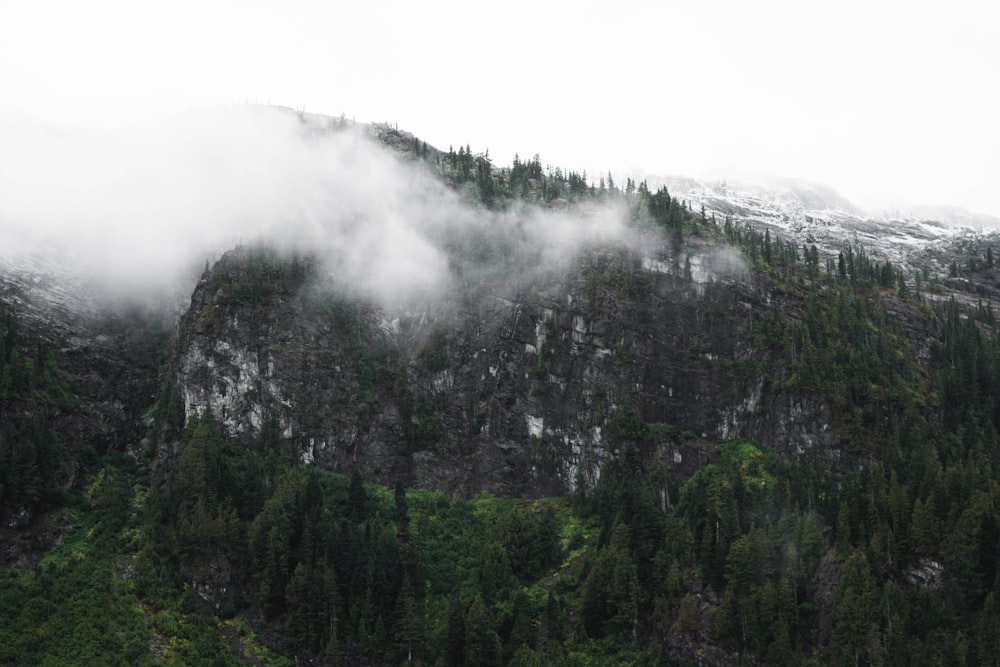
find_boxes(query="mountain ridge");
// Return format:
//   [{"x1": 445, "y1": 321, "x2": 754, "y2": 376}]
[{"x1": 3, "y1": 111, "x2": 1000, "y2": 665}]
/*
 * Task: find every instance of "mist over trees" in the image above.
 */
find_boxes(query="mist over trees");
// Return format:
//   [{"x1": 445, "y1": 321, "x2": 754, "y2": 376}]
[{"x1": 3, "y1": 112, "x2": 1000, "y2": 665}]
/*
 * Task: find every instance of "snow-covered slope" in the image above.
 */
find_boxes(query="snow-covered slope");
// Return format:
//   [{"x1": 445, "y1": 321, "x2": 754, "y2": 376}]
[{"x1": 651, "y1": 173, "x2": 1000, "y2": 278}]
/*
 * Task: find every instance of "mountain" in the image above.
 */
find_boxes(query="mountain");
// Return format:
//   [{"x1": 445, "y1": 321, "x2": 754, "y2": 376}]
[
  {"x1": 3, "y1": 110, "x2": 1000, "y2": 665},
  {"x1": 652, "y1": 171, "x2": 1000, "y2": 274}
]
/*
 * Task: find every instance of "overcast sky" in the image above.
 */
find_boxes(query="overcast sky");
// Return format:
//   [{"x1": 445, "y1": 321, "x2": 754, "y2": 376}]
[{"x1": 1, "y1": 0, "x2": 997, "y2": 216}]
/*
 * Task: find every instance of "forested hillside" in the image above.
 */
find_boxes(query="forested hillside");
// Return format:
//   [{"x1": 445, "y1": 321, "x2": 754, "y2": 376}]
[{"x1": 3, "y1": 117, "x2": 1000, "y2": 664}]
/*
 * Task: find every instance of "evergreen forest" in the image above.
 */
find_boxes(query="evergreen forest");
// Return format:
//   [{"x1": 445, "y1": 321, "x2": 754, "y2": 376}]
[{"x1": 3, "y1": 127, "x2": 1000, "y2": 665}]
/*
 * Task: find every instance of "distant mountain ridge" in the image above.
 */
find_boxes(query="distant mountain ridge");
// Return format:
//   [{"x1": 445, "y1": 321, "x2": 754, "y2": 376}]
[{"x1": 639, "y1": 171, "x2": 1000, "y2": 280}]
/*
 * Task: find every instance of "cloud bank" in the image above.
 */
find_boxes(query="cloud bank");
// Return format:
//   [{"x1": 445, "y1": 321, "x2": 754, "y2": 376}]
[{"x1": 0, "y1": 107, "x2": 637, "y2": 310}]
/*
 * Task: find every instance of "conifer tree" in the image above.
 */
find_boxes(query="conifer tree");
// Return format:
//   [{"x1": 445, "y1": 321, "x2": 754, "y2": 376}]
[
  {"x1": 464, "y1": 594, "x2": 499, "y2": 667},
  {"x1": 445, "y1": 594, "x2": 466, "y2": 667},
  {"x1": 393, "y1": 576, "x2": 421, "y2": 663}
]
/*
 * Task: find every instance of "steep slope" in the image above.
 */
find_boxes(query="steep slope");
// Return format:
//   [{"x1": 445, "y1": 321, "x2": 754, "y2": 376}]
[
  {"x1": 0, "y1": 113, "x2": 963, "y2": 505},
  {"x1": 166, "y1": 233, "x2": 841, "y2": 498},
  {"x1": 155, "y1": 119, "x2": 963, "y2": 499},
  {"x1": 0, "y1": 254, "x2": 169, "y2": 527},
  {"x1": 7, "y1": 113, "x2": 1000, "y2": 666},
  {"x1": 658, "y1": 173, "x2": 1000, "y2": 276}
]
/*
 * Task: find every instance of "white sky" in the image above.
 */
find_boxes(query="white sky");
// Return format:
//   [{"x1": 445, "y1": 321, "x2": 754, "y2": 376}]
[{"x1": 1, "y1": 0, "x2": 998, "y2": 216}]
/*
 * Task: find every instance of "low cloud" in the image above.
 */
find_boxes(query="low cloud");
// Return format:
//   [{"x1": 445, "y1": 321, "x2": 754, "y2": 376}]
[{"x1": 0, "y1": 106, "x2": 639, "y2": 311}]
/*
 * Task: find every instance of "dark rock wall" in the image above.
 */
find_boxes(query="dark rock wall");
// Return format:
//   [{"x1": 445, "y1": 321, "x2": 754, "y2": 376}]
[{"x1": 170, "y1": 241, "x2": 841, "y2": 497}]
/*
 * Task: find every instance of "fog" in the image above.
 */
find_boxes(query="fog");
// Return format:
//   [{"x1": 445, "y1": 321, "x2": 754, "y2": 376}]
[
  {"x1": 0, "y1": 107, "x2": 639, "y2": 311},
  {"x1": 4, "y1": 1, "x2": 997, "y2": 221}
]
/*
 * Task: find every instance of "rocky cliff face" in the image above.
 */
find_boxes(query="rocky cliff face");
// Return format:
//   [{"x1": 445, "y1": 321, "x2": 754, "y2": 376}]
[
  {"x1": 166, "y1": 235, "x2": 844, "y2": 497},
  {"x1": 1, "y1": 188, "x2": 964, "y2": 504},
  {"x1": 4, "y1": 114, "x2": 983, "y2": 503}
]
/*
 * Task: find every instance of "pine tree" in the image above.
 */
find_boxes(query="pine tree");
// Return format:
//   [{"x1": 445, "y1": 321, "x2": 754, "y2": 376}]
[
  {"x1": 393, "y1": 576, "x2": 421, "y2": 664},
  {"x1": 285, "y1": 563, "x2": 313, "y2": 648},
  {"x1": 830, "y1": 551, "x2": 879, "y2": 666},
  {"x1": 445, "y1": 594, "x2": 466, "y2": 667},
  {"x1": 348, "y1": 470, "x2": 367, "y2": 524},
  {"x1": 478, "y1": 541, "x2": 513, "y2": 605},
  {"x1": 910, "y1": 495, "x2": 942, "y2": 555},
  {"x1": 506, "y1": 590, "x2": 535, "y2": 658},
  {"x1": 464, "y1": 594, "x2": 498, "y2": 667},
  {"x1": 581, "y1": 519, "x2": 638, "y2": 641},
  {"x1": 321, "y1": 564, "x2": 341, "y2": 663}
]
